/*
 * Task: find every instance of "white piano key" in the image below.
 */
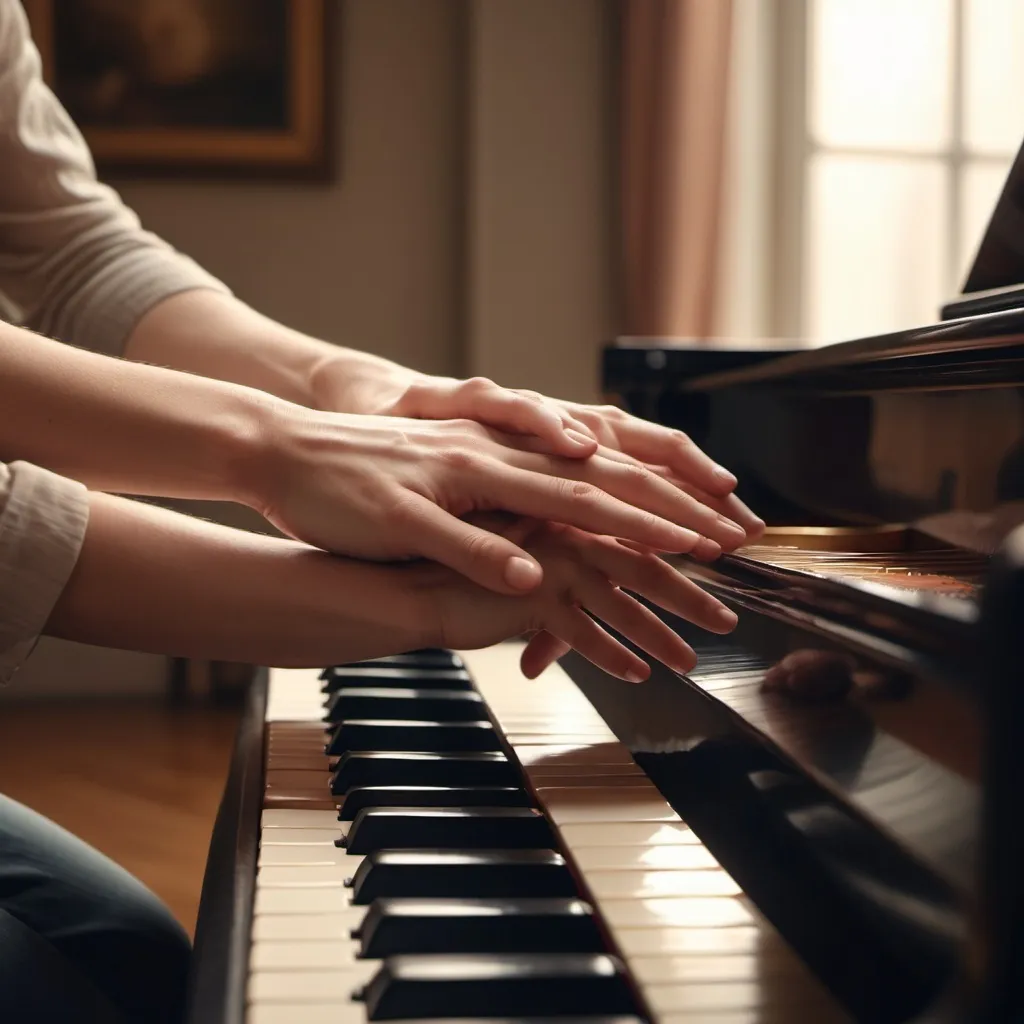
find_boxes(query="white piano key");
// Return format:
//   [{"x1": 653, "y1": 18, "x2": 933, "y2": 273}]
[
  {"x1": 572, "y1": 844, "x2": 719, "y2": 871},
  {"x1": 251, "y1": 913, "x2": 364, "y2": 941},
  {"x1": 248, "y1": 1004, "x2": 363, "y2": 1024},
  {"x1": 614, "y1": 925, "x2": 765, "y2": 957},
  {"x1": 629, "y1": 954, "x2": 765, "y2": 984},
  {"x1": 259, "y1": 845, "x2": 355, "y2": 867},
  {"x1": 530, "y1": 774, "x2": 656, "y2": 790},
  {"x1": 254, "y1": 887, "x2": 363, "y2": 915},
  {"x1": 260, "y1": 827, "x2": 341, "y2": 845},
  {"x1": 262, "y1": 809, "x2": 340, "y2": 829},
  {"x1": 248, "y1": 966, "x2": 375, "y2": 1004},
  {"x1": 585, "y1": 869, "x2": 743, "y2": 899},
  {"x1": 601, "y1": 896, "x2": 754, "y2": 930},
  {"x1": 644, "y1": 982, "x2": 765, "y2": 1014},
  {"x1": 541, "y1": 791, "x2": 682, "y2": 825},
  {"x1": 250, "y1": 940, "x2": 363, "y2": 972},
  {"x1": 257, "y1": 865, "x2": 353, "y2": 887},
  {"x1": 558, "y1": 821, "x2": 699, "y2": 847}
]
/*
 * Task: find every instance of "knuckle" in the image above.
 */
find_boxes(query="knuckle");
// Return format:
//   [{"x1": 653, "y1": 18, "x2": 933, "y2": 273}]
[
  {"x1": 672, "y1": 429, "x2": 695, "y2": 448},
  {"x1": 622, "y1": 462, "x2": 652, "y2": 487},
  {"x1": 437, "y1": 446, "x2": 477, "y2": 472},
  {"x1": 463, "y1": 529, "x2": 499, "y2": 562},
  {"x1": 387, "y1": 495, "x2": 423, "y2": 526},
  {"x1": 561, "y1": 479, "x2": 599, "y2": 504},
  {"x1": 463, "y1": 376, "x2": 495, "y2": 393}
]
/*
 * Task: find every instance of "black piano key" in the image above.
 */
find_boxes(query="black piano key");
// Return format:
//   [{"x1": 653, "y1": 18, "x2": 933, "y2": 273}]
[
  {"x1": 339, "y1": 786, "x2": 530, "y2": 821},
  {"x1": 324, "y1": 687, "x2": 487, "y2": 724},
  {"x1": 328, "y1": 720, "x2": 501, "y2": 754},
  {"x1": 341, "y1": 807, "x2": 555, "y2": 854},
  {"x1": 356, "y1": 897, "x2": 604, "y2": 958},
  {"x1": 348, "y1": 850, "x2": 576, "y2": 903},
  {"x1": 359, "y1": 954, "x2": 638, "y2": 1020},
  {"x1": 322, "y1": 667, "x2": 472, "y2": 694},
  {"x1": 331, "y1": 751, "x2": 518, "y2": 794},
  {"x1": 320, "y1": 650, "x2": 463, "y2": 678}
]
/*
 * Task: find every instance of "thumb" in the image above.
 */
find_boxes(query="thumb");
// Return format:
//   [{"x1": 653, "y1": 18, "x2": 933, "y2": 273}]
[{"x1": 403, "y1": 497, "x2": 545, "y2": 595}]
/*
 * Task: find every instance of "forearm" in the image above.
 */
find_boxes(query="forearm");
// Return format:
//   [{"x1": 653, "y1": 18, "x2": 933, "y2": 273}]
[
  {"x1": 46, "y1": 491, "x2": 431, "y2": 667},
  {"x1": 125, "y1": 289, "x2": 414, "y2": 412},
  {"x1": 0, "y1": 320, "x2": 271, "y2": 502}
]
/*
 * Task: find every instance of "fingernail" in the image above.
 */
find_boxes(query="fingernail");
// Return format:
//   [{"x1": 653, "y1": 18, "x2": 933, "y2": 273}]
[
  {"x1": 717, "y1": 514, "x2": 746, "y2": 538},
  {"x1": 504, "y1": 556, "x2": 542, "y2": 590},
  {"x1": 713, "y1": 464, "x2": 738, "y2": 489},
  {"x1": 625, "y1": 667, "x2": 648, "y2": 683},
  {"x1": 715, "y1": 606, "x2": 739, "y2": 630},
  {"x1": 692, "y1": 536, "x2": 722, "y2": 561},
  {"x1": 669, "y1": 654, "x2": 696, "y2": 675}
]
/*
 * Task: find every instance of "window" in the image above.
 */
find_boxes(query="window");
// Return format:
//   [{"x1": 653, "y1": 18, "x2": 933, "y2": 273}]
[{"x1": 778, "y1": 0, "x2": 1024, "y2": 341}]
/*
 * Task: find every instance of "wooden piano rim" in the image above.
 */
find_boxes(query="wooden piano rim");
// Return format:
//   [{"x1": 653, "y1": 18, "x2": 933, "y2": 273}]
[{"x1": 185, "y1": 668, "x2": 268, "y2": 1024}]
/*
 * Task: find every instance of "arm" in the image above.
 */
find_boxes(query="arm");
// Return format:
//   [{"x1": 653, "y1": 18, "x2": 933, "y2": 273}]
[
  {"x1": 1, "y1": 319, "x2": 742, "y2": 597},
  {"x1": 47, "y1": 490, "x2": 429, "y2": 668},
  {"x1": 48, "y1": 498, "x2": 729, "y2": 683}
]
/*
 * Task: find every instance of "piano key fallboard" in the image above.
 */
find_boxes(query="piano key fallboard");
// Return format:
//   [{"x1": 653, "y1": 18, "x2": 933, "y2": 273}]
[{"x1": 243, "y1": 643, "x2": 851, "y2": 1024}]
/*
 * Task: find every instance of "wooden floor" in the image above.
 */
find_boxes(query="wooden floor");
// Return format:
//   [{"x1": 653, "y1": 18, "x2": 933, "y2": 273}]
[{"x1": 0, "y1": 701, "x2": 240, "y2": 934}]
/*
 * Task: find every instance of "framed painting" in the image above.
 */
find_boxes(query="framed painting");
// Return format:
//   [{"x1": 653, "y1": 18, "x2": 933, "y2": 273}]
[{"x1": 23, "y1": 0, "x2": 332, "y2": 179}]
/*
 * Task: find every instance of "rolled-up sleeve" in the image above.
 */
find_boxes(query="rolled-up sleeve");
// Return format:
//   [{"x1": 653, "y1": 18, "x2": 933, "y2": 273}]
[
  {"x1": 0, "y1": 461, "x2": 89, "y2": 684},
  {"x1": 0, "y1": 0, "x2": 230, "y2": 357}
]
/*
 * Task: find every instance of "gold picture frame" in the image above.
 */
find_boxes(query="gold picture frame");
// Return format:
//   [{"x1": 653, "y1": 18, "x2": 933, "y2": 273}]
[{"x1": 23, "y1": 0, "x2": 331, "y2": 179}]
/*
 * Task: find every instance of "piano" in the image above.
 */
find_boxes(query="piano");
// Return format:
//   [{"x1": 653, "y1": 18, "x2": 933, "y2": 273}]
[{"x1": 184, "y1": 136, "x2": 1024, "y2": 1024}]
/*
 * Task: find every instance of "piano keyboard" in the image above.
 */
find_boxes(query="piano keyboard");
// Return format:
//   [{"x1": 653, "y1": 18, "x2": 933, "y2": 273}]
[{"x1": 250, "y1": 643, "x2": 851, "y2": 1023}]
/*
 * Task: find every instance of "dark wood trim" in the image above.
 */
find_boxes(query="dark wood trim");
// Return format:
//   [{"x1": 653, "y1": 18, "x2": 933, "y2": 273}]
[{"x1": 185, "y1": 668, "x2": 267, "y2": 1024}]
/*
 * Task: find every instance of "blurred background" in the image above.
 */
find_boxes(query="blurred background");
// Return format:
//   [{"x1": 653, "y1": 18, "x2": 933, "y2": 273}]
[{"x1": 2, "y1": 0, "x2": 1022, "y2": 933}]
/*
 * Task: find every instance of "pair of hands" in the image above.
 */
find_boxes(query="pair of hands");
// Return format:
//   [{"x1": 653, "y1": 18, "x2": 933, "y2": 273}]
[{"x1": 259, "y1": 369, "x2": 762, "y2": 680}]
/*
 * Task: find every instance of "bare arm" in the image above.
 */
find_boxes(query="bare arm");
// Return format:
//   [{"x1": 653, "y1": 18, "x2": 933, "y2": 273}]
[
  {"x1": 47, "y1": 497, "x2": 727, "y2": 682},
  {"x1": 0, "y1": 320, "x2": 266, "y2": 503},
  {"x1": 47, "y1": 491, "x2": 429, "y2": 667},
  {"x1": 125, "y1": 288, "x2": 409, "y2": 413}
]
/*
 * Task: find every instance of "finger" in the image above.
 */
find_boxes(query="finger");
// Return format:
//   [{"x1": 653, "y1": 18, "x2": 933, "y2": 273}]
[
  {"x1": 648, "y1": 470, "x2": 765, "y2": 546},
  {"x1": 393, "y1": 496, "x2": 545, "y2": 595},
  {"x1": 545, "y1": 604, "x2": 650, "y2": 683},
  {"x1": 610, "y1": 421, "x2": 739, "y2": 497},
  {"x1": 509, "y1": 450, "x2": 747, "y2": 551},
  {"x1": 574, "y1": 532, "x2": 739, "y2": 635},
  {"x1": 515, "y1": 391, "x2": 598, "y2": 442},
  {"x1": 465, "y1": 380, "x2": 598, "y2": 458},
  {"x1": 582, "y1": 582, "x2": 697, "y2": 676},
  {"x1": 487, "y1": 465, "x2": 722, "y2": 559},
  {"x1": 521, "y1": 631, "x2": 571, "y2": 678}
]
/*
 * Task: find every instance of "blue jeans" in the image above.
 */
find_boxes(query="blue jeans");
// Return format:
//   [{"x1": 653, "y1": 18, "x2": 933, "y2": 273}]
[{"x1": 0, "y1": 795, "x2": 191, "y2": 1023}]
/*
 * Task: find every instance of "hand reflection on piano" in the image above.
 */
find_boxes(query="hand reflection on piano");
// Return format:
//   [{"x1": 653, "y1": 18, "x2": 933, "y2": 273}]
[{"x1": 762, "y1": 649, "x2": 913, "y2": 704}]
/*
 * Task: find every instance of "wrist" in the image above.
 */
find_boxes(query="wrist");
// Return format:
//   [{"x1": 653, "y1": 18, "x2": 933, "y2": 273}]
[
  {"x1": 218, "y1": 388, "x2": 296, "y2": 514},
  {"x1": 309, "y1": 349, "x2": 417, "y2": 414}
]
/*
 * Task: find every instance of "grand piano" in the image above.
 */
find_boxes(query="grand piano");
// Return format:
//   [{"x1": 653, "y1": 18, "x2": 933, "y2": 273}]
[{"x1": 184, "y1": 134, "x2": 1024, "y2": 1024}]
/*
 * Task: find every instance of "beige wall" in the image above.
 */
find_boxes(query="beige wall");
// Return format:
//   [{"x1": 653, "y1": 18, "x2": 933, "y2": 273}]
[
  {"x1": 6, "y1": 0, "x2": 615, "y2": 699},
  {"x1": 116, "y1": 0, "x2": 466, "y2": 377}
]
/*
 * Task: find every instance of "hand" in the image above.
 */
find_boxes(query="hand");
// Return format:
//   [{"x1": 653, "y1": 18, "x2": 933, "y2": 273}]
[
  {"x1": 250, "y1": 404, "x2": 749, "y2": 596},
  {"x1": 318, "y1": 365, "x2": 764, "y2": 544},
  {"x1": 415, "y1": 517, "x2": 738, "y2": 683}
]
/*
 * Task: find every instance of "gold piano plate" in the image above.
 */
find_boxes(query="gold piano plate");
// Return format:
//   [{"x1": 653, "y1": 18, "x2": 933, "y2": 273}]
[{"x1": 755, "y1": 524, "x2": 911, "y2": 552}]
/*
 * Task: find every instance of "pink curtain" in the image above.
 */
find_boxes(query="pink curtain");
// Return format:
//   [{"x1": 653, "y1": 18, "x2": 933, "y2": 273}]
[{"x1": 621, "y1": 0, "x2": 734, "y2": 338}]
